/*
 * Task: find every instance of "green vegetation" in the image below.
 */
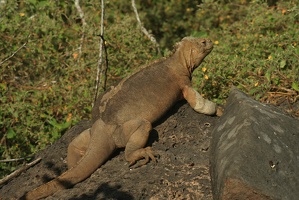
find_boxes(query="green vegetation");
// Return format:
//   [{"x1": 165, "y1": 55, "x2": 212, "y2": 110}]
[{"x1": 0, "y1": 0, "x2": 298, "y2": 178}]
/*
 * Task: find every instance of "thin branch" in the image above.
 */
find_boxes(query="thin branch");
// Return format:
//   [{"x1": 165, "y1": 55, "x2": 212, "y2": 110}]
[
  {"x1": 0, "y1": 34, "x2": 31, "y2": 66},
  {"x1": 100, "y1": 34, "x2": 109, "y2": 89},
  {"x1": 0, "y1": 155, "x2": 34, "y2": 163},
  {"x1": 94, "y1": 0, "x2": 107, "y2": 106},
  {"x1": 131, "y1": 0, "x2": 161, "y2": 55},
  {"x1": 0, "y1": 157, "x2": 41, "y2": 186},
  {"x1": 74, "y1": 0, "x2": 87, "y2": 65}
]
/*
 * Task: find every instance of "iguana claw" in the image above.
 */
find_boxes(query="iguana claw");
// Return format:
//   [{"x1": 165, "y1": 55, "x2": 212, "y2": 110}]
[{"x1": 128, "y1": 147, "x2": 157, "y2": 168}]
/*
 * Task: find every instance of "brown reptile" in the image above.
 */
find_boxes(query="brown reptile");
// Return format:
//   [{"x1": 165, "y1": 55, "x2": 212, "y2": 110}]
[{"x1": 22, "y1": 37, "x2": 218, "y2": 199}]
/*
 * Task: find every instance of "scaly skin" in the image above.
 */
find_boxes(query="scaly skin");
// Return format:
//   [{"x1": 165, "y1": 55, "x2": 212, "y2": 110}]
[{"x1": 22, "y1": 37, "x2": 216, "y2": 199}]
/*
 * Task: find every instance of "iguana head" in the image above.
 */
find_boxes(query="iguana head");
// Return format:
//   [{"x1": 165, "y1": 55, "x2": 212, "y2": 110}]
[{"x1": 174, "y1": 37, "x2": 213, "y2": 74}]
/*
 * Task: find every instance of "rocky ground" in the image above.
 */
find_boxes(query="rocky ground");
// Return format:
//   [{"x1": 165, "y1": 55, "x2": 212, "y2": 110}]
[
  {"x1": 1, "y1": 89, "x2": 298, "y2": 200},
  {"x1": 0, "y1": 101, "x2": 218, "y2": 199}
]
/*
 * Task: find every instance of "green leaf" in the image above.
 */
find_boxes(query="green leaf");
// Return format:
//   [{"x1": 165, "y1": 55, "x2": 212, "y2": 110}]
[
  {"x1": 191, "y1": 31, "x2": 207, "y2": 38},
  {"x1": 0, "y1": 83, "x2": 7, "y2": 91},
  {"x1": 48, "y1": 118, "x2": 72, "y2": 131},
  {"x1": 48, "y1": 118, "x2": 59, "y2": 128},
  {"x1": 265, "y1": 71, "x2": 271, "y2": 82},
  {"x1": 7, "y1": 128, "x2": 16, "y2": 139},
  {"x1": 292, "y1": 82, "x2": 299, "y2": 92},
  {"x1": 280, "y1": 60, "x2": 286, "y2": 69},
  {"x1": 28, "y1": 0, "x2": 37, "y2": 4}
]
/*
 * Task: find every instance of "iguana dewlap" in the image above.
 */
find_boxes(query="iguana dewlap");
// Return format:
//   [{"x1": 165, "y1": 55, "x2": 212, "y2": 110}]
[{"x1": 22, "y1": 37, "x2": 216, "y2": 199}]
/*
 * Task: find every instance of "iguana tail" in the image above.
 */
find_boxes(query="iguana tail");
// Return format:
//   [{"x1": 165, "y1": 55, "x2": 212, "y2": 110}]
[{"x1": 22, "y1": 119, "x2": 116, "y2": 200}]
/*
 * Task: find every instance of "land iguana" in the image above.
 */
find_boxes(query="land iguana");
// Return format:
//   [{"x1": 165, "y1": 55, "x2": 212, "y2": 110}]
[{"x1": 22, "y1": 37, "x2": 219, "y2": 199}]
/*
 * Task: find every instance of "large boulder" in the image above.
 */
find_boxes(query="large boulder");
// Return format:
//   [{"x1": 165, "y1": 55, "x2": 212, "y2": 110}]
[{"x1": 210, "y1": 88, "x2": 299, "y2": 200}]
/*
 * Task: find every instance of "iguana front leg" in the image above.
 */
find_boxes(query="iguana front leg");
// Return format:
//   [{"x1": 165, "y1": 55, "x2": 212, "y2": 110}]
[{"x1": 182, "y1": 85, "x2": 217, "y2": 115}]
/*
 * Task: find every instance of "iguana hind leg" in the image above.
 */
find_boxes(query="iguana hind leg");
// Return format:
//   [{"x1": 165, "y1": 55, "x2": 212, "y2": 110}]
[
  {"x1": 121, "y1": 119, "x2": 156, "y2": 167},
  {"x1": 67, "y1": 128, "x2": 91, "y2": 169},
  {"x1": 22, "y1": 119, "x2": 116, "y2": 200}
]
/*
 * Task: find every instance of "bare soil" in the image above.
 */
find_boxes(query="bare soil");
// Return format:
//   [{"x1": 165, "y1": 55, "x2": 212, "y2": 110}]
[{"x1": 0, "y1": 101, "x2": 219, "y2": 200}]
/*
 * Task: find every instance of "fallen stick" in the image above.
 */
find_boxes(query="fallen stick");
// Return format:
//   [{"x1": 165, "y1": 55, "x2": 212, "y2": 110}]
[{"x1": 0, "y1": 157, "x2": 41, "y2": 186}]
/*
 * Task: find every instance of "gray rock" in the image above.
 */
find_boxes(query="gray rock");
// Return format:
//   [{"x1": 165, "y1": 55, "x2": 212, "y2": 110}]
[{"x1": 210, "y1": 88, "x2": 299, "y2": 200}]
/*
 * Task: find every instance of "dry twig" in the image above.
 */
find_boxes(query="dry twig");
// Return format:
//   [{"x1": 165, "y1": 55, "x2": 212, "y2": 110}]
[
  {"x1": 0, "y1": 155, "x2": 34, "y2": 163},
  {"x1": 94, "y1": 0, "x2": 108, "y2": 105},
  {"x1": 0, "y1": 157, "x2": 41, "y2": 186},
  {"x1": 131, "y1": 0, "x2": 161, "y2": 55},
  {"x1": 0, "y1": 34, "x2": 31, "y2": 66},
  {"x1": 74, "y1": 0, "x2": 87, "y2": 65}
]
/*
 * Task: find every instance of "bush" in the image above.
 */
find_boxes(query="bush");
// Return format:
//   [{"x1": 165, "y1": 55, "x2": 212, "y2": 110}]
[
  {"x1": 191, "y1": 1, "x2": 299, "y2": 104},
  {"x1": 0, "y1": 0, "x2": 157, "y2": 177}
]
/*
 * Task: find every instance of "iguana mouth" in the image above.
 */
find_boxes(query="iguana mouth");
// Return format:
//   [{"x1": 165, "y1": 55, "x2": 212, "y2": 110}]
[
  {"x1": 204, "y1": 39, "x2": 213, "y2": 51},
  {"x1": 205, "y1": 46, "x2": 213, "y2": 52}
]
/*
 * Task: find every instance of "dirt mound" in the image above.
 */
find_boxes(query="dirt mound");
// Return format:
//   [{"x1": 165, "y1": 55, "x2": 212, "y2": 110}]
[{"x1": 0, "y1": 102, "x2": 218, "y2": 199}]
